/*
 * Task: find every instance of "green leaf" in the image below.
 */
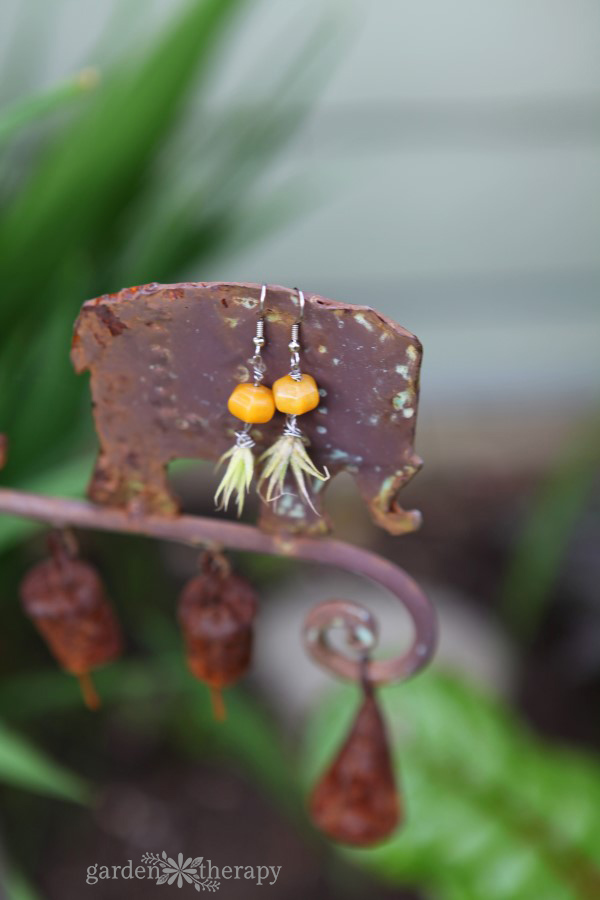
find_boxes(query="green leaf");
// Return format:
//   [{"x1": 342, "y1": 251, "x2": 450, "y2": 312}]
[
  {"x1": 302, "y1": 671, "x2": 600, "y2": 900},
  {"x1": 0, "y1": 651, "x2": 299, "y2": 818},
  {"x1": 0, "y1": 69, "x2": 99, "y2": 146},
  {"x1": 1, "y1": 865, "x2": 42, "y2": 900},
  {"x1": 0, "y1": 720, "x2": 89, "y2": 803},
  {"x1": 501, "y1": 420, "x2": 600, "y2": 639},
  {"x1": 0, "y1": 0, "x2": 247, "y2": 327}
]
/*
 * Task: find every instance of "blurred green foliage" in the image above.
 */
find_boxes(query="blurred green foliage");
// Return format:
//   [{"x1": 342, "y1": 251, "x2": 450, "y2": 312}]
[
  {"x1": 0, "y1": 69, "x2": 99, "y2": 146},
  {"x1": 0, "y1": 720, "x2": 89, "y2": 804},
  {"x1": 303, "y1": 672, "x2": 600, "y2": 900},
  {"x1": 502, "y1": 420, "x2": 600, "y2": 639},
  {"x1": 1, "y1": 868, "x2": 41, "y2": 900},
  {"x1": 0, "y1": 612, "x2": 302, "y2": 898},
  {"x1": 0, "y1": 649, "x2": 295, "y2": 809},
  {"x1": 4, "y1": 650, "x2": 600, "y2": 900}
]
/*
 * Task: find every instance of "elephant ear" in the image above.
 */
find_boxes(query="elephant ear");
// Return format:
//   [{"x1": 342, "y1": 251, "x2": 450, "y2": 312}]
[{"x1": 72, "y1": 282, "x2": 423, "y2": 536}]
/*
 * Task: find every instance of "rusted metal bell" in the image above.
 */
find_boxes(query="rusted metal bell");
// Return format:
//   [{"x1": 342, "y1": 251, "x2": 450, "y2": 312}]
[
  {"x1": 309, "y1": 683, "x2": 401, "y2": 846},
  {"x1": 178, "y1": 553, "x2": 258, "y2": 721},
  {"x1": 20, "y1": 532, "x2": 122, "y2": 710}
]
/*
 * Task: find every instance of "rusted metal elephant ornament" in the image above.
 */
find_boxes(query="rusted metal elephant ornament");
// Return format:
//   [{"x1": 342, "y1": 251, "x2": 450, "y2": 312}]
[{"x1": 71, "y1": 281, "x2": 423, "y2": 536}]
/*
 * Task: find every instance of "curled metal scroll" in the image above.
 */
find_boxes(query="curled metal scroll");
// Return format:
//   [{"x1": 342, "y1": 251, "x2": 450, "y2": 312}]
[{"x1": 302, "y1": 549, "x2": 437, "y2": 686}]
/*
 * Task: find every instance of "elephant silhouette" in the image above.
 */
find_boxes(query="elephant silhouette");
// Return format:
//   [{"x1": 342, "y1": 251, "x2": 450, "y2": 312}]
[{"x1": 72, "y1": 282, "x2": 422, "y2": 536}]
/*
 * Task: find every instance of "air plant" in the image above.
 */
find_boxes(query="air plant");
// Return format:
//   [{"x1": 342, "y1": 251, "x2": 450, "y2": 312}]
[
  {"x1": 214, "y1": 431, "x2": 256, "y2": 517},
  {"x1": 258, "y1": 419, "x2": 330, "y2": 514}
]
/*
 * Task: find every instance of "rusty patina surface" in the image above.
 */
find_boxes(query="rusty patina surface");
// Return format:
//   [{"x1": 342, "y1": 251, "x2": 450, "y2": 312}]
[
  {"x1": 309, "y1": 687, "x2": 400, "y2": 846},
  {"x1": 71, "y1": 282, "x2": 423, "y2": 536}
]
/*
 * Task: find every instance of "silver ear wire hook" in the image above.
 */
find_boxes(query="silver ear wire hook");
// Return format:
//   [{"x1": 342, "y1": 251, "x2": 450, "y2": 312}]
[
  {"x1": 294, "y1": 287, "x2": 305, "y2": 324},
  {"x1": 289, "y1": 287, "x2": 304, "y2": 381},
  {"x1": 250, "y1": 284, "x2": 267, "y2": 388}
]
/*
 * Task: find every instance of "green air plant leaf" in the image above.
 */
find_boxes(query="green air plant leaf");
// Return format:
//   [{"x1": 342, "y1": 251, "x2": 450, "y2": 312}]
[
  {"x1": 258, "y1": 434, "x2": 329, "y2": 513},
  {"x1": 0, "y1": 720, "x2": 90, "y2": 804},
  {"x1": 302, "y1": 671, "x2": 600, "y2": 900},
  {"x1": 214, "y1": 444, "x2": 255, "y2": 517}
]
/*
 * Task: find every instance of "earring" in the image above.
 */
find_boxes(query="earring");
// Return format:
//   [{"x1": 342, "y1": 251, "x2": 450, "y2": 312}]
[
  {"x1": 215, "y1": 284, "x2": 275, "y2": 516},
  {"x1": 258, "y1": 288, "x2": 329, "y2": 512}
]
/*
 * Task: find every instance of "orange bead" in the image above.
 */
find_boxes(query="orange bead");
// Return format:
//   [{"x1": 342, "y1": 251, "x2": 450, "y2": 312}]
[
  {"x1": 272, "y1": 374, "x2": 320, "y2": 416},
  {"x1": 227, "y1": 383, "x2": 275, "y2": 424}
]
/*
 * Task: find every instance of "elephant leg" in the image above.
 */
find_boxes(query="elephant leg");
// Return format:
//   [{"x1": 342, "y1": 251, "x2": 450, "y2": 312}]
[
  {"x1": 354, "y1": 458, "x2": 423, "y2": 536},
  {"x1": 87, "y1": 448, "x2": 178, "y2": 516}
]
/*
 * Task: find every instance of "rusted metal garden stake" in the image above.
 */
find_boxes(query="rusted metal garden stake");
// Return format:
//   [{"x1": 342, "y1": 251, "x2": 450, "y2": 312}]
[{"x1": 1, "y1": 281, "x2": 437, "y2": 847}]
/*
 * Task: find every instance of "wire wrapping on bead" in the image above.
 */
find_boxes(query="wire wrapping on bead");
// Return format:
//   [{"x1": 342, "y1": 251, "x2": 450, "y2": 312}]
[
  {"x1": 283, "y1": 414, "x2": 303, "y2": 439},
  {"x1": 235, "y1": 425, "x2": 255, "y2": 450}
]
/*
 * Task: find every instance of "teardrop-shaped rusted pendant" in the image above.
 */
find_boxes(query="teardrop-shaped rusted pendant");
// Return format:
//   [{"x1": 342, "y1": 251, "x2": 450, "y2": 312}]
[
  {"x1": 178, "y1": 551, "x2": 257, "y2": 721},
  {"x1": 309, "y1": 679, "x2": 401, "y2": 846},
  {"x1": 20, "y1": 531, "x2": 123, "y2": 710}
]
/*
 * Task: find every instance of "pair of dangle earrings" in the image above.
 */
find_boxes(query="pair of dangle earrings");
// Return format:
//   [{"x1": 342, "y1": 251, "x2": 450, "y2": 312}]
[{"x1": 215, "y1": 285, "x2": 330, "y2": 517}]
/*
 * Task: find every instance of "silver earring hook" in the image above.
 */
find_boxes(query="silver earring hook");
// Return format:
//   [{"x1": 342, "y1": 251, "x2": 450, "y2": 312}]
[
  {"x1": 250, "y1": 284, "x2": 267, "y2": 388},
  {"x1": 289, "y1": 287, "x2": 304, "y2": 381},
  {"x1": 293, "y1": 287, "x2": 305, "y2": 324}
]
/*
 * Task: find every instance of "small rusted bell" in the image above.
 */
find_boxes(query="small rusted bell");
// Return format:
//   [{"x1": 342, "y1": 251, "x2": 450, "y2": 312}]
[
  {"x1": 309, "y1": 681, "x2": 401, "y2": 846},
  {"x1": 20, "y1": 531, "x2": 123, "y2": 710},
  {"x1": 178, "y1": 551, "x2": 257, "y2": 721}
]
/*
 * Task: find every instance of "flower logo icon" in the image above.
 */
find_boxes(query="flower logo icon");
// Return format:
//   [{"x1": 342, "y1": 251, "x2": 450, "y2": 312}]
[
  {"x1": 160, "y1": 853, "x2": 197, "y2": 887},
  {"x1": 141, "y1": 853, "x2": 219, "y2": 891}
]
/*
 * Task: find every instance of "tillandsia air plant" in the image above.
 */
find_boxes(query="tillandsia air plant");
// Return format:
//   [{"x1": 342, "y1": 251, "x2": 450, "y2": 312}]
[
  {"x1": 258, "y1": 416, "x2": 330, "y2": 514},
  {"x1": 214, "y1": 432, "x2": 257, "y2": 517}
]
